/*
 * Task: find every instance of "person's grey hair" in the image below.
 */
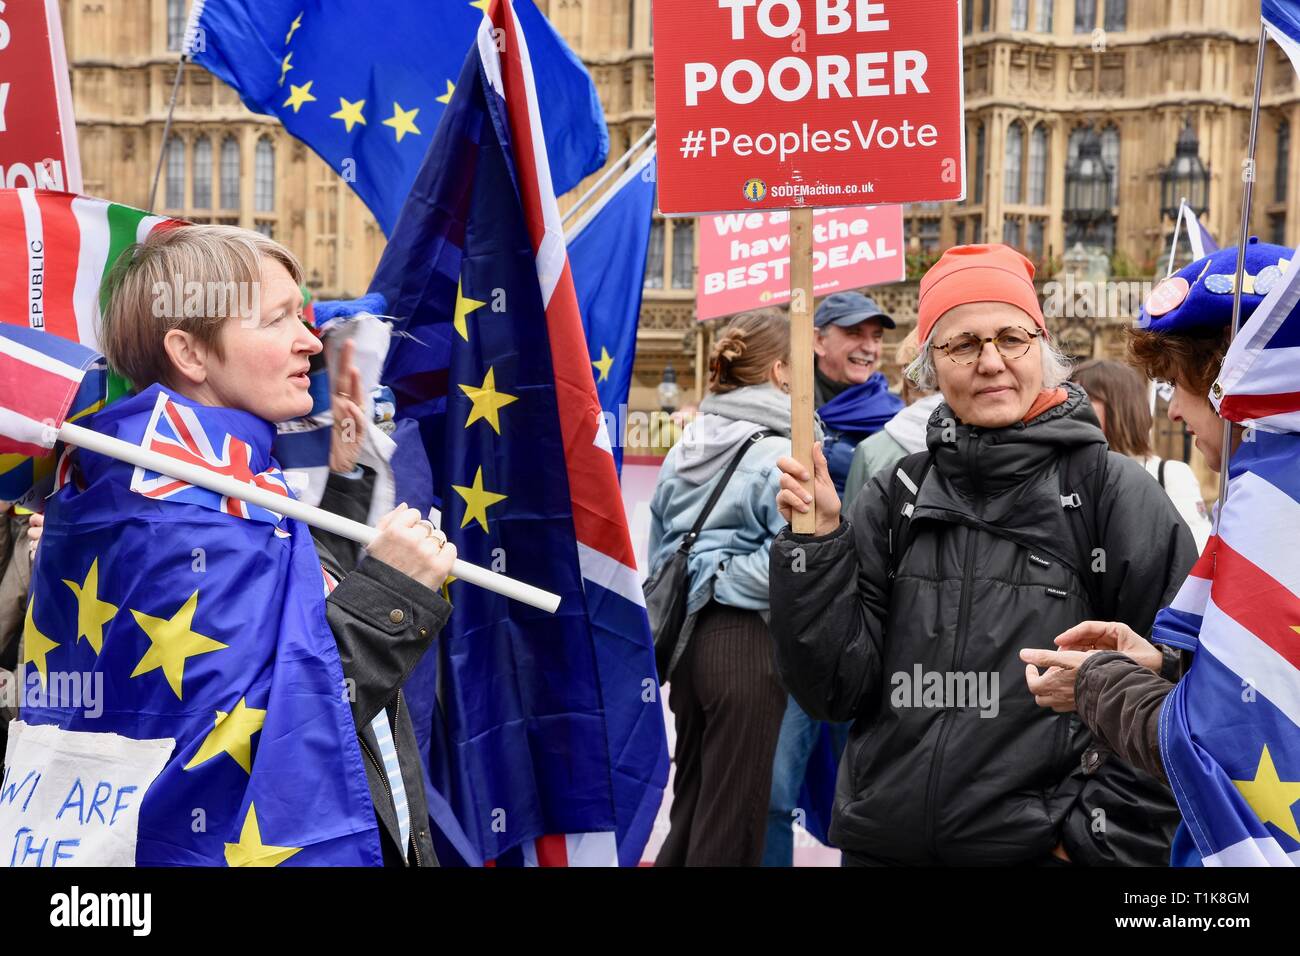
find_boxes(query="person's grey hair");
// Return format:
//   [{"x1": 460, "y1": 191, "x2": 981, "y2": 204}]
[{"x1": 905, "y1": 329, "x2": 1073, "y2": 392}]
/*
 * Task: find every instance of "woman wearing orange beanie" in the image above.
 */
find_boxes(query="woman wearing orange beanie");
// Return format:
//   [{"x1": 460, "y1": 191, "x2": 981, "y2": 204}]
[{"x1": 766, "y1": 245, "x2": 1198, "y2": 866}]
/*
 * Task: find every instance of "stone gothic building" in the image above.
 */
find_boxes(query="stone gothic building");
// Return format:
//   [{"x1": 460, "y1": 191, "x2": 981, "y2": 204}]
[{"x1": 60, "y1": 0, "x2": 1287, "y2": 480}]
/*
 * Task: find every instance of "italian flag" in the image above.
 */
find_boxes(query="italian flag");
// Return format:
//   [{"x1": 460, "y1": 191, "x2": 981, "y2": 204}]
[
  {"x1": 0, "y1": 189, "x2": 185, "y2": 501},
  {"x1": 0, "y1": 189, "x2": 185, "y2": 351}
]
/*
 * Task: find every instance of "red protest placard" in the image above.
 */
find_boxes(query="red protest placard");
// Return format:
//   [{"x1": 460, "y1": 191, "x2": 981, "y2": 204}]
[
  {"x1": 697, "y1": 204, "x2": 904, "y2": 321},
  {"x1": 653, "y1": 0, "x2": 963, "y2": 215},
  {"x1": 0, "y1": 0, "x2": 82, "y2": 191}
]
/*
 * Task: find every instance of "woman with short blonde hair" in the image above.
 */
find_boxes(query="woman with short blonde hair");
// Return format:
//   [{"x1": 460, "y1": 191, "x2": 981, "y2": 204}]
[
  {"x1": 99, "y1": 225, "x2": 303, "y2": 391},
  {"x1": 25, "y1": 224, "x2": 455, "y2": 866}
]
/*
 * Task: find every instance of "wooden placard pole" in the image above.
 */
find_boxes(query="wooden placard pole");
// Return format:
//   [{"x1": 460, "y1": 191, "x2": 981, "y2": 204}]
[{"x1": 788, "y1": 206, "x2": 817, "y2": 534}]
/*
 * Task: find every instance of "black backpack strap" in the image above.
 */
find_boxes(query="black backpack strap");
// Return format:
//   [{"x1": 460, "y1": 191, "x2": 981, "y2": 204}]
[
  {"x1": 1157, "y1": 458, "x2": 1168, "y2": 489},
  {"x1": 679, "y1": 429, "x2": 773, "y2": 555},
  {"x1": 886, "y1": 450, "x2": 935, "y2": 580},
  {"x1": 1058, "y1": 442, "x2": 1111, "y2": 617}
]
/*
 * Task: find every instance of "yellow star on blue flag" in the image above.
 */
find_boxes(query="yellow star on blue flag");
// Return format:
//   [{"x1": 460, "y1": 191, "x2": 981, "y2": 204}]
[
  {"x1": 382, "y1": 102, "x2": 422, "y2": 142},
  {"x1": 1234, "y1": 744, "x2": 1300, "y2": 843},
  {"x1": 21, "y1": 595, "x2": 59, "y2": 689},
  {"x1": 460, "y1": 367, "x2": 518, "y2": 434},
  {"x1": 63, "y1": 557, "x2": 118, "y2": 655},
  {"x1": 130, "y1": 591, "x2": 228, "y2": 701},
  {"x1": 452, "y1": 467, "x2": 507, "y2": 533},
  {"x1": 225, "y1": 803, "x2": 302, "y2": 867},
  {"x1": 283, "y1": 80, "x2": 317, "y2": 112},
  {"x1": 330, "y1": 97, "x2": 366, "y2": 132},
  {"x1": 592, "y1": 346, "x2": 615, "y2": 383},
  {"x1": 454, "y1": 279, "x2": 487, "y2": 341}
]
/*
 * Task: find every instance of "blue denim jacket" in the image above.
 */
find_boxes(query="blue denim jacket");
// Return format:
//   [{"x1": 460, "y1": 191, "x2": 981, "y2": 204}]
[{"x1": 647, "y1": 385, "x2": 796, "y2": 621}]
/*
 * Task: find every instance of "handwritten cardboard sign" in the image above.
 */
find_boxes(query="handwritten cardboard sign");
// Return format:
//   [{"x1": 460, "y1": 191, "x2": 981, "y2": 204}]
[{"x1": 0, "y1": 721, "x2": 173, "y2": 867}]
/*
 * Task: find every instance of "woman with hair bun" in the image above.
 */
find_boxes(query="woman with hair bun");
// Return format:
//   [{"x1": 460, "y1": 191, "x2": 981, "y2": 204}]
[{"x1": 649, "y1": 309, "x2": 806, "y2": 866}]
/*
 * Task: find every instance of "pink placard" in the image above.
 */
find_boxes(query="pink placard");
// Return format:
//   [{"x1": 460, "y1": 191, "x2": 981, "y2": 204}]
[{"x1": 696, "y1": 205, "x2": 905, "y2": 321}]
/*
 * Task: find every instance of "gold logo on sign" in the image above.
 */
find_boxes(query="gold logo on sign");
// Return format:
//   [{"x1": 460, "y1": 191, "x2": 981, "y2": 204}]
[{"x1": 743, "y1": 179, "x2": 768, "y2": 202}]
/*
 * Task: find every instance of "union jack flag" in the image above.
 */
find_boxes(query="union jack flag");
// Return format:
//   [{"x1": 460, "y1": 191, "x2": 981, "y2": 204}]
[
  {"x1": 368, "y1": 0, "x2": 668, "y2": 866},
  {"x1": 130, "y1": 391, "x2": 294, "y2": 536}
]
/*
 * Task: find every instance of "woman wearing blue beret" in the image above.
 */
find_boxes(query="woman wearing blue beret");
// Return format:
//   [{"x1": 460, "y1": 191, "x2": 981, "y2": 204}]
[{"x1": 1021, "y1": 239, "x2": 1298, "y2": 866}]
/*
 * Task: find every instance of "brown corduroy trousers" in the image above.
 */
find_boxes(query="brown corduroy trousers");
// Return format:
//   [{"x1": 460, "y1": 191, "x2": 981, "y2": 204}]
[{"x1": 655, "y1": 601, "x2": 788, "y2": 867}]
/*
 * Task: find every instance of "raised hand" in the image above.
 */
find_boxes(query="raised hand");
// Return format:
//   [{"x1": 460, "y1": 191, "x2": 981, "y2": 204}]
[
  {"x1": 775, "y1": 441, "x2": 841, "y2": 536},
  {"x1": 330, "y1": 339, "x2": 368, "y2": 475}
]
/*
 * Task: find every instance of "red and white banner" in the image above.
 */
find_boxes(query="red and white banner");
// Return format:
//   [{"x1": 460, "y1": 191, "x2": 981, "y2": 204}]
[
  {"x1": 653, "y1": 0, "x2": 963, "y2": 215},
  {"x1": 0, "y1": 0, "x2": 82, "y2": 192},
  {"x1": 696, "y1": 204, "x2": 903, "y2": 320}
]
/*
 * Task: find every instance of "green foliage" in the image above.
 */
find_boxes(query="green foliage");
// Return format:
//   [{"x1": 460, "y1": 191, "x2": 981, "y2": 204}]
[
  {"x1": 906, "y1": 249, "x2": 943, "y2": 280},
  {"x1": 1108, "y1": 249, "x2": 1142, "y2": 278}
]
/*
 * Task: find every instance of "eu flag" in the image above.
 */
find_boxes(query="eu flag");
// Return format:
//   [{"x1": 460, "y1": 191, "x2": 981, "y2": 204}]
[
  {"x1": 567, "y1": 150, "x2": 657, "y2": 476},
  {"x1": 370, "y1": 2, "x2": 667, "y2": 865},
  {"x1": 14, "y1": 385, "x2": 382, "y2": 866},
  {"x1": 187, "y1": 0, "x2": 608, "y2": 235}
]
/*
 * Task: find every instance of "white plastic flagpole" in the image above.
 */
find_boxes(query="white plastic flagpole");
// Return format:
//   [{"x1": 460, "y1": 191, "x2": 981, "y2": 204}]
[
  {"x1": 564, "y1": 144, "x2": 657, "y2": 243},
  {"x1": 561, "y1": 124, "x2": 657, "y2": 227},
  {"x1": 1165, "y1": 197, "x2": 1189, "y2": 279},
  {"x1": 57, "y1": 421, "x2": 562, "y2": 614}
]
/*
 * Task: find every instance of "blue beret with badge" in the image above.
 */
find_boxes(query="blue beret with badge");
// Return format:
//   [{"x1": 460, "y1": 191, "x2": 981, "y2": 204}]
[{"x1": 1139, "y1": 237, "x2": 1294, "y2": 335}]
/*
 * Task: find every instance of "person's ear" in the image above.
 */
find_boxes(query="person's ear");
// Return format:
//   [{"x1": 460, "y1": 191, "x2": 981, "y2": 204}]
[
  {"x1": 162, "y1": 328, "x2": 210, "y2": 387},
  {"x1": 812, "y1": 330, "x2": 827, "y2": 358}
]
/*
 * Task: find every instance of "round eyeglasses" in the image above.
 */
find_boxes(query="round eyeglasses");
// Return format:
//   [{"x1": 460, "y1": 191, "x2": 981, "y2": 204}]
[{"x1": 932, "y1": 326, "x2": 1043, "y2": 366}]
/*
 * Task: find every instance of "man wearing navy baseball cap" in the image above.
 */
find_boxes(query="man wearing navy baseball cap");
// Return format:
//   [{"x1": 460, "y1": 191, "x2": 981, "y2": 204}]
[{"x1": 811, "y1": 292, "x2": 904, "y2": 496}]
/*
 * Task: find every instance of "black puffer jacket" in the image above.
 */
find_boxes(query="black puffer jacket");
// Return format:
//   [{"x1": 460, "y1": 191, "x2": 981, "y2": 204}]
[{"x1": 769, "y1": 385, "x2": 1197, "y2": 865}]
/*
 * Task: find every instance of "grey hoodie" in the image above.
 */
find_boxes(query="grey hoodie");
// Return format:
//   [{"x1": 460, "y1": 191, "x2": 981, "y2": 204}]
[
  {"x1": 675, "y1": 384, "x2": 809, "y2": 484},
  {"x1": 648, "y1": 385, "x2": 809, "y2": 632},
  {"x1": 884, "y1": 392, "x2": 946, "y2": 454}
]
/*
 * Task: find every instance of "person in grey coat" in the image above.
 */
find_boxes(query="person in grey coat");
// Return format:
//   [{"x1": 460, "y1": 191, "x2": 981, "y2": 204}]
[{"x1": 769, "y1": 245, "x2": 1197, "y2": 865}]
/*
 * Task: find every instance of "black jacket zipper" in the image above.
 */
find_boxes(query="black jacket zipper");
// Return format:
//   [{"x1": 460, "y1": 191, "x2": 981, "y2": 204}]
[
  {"x1": 923, "y1": 431, "x2": 981, "y2": 862},
  {"x1": 358, "y1": 694, "x2": 418, "y2": 867},
  {"x1": 396, "y1": 690, "x2": 421, "y2": 867}
]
